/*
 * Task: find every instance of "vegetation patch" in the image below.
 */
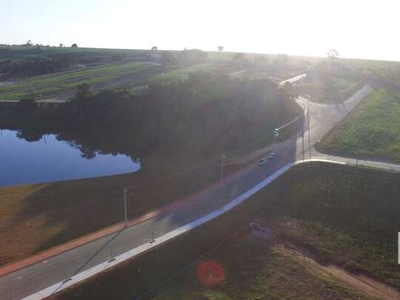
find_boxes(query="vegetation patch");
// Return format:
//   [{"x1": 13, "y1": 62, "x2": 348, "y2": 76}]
[
  {"x1": 0, "y1": 62, "x2": 156, "y2": 100},
  {"x1": 152, "y1": 63, "x2": 217, "y2": 84},
  {"x1": 316, "y1": 88, "x2": 400, "y2": 162},
  {"x1": 297, "y1": 67, "x2": 364, "y2": 103},
  {"x1": 269, "y1": 165, "x2": 400, "y2": 288}
]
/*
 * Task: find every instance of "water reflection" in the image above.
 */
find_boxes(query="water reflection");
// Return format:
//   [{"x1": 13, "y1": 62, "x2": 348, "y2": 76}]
[{"x1": 0, "y1": 130, "x2": 140, "y2": 187}]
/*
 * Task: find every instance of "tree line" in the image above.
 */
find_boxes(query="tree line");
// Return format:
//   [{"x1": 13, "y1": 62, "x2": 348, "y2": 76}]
[{"x1": 0, "y1": 71, "x2": 301, "y2": 163}]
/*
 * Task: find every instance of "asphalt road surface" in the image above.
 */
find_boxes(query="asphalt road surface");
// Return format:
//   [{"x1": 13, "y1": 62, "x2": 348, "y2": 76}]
[{"x1": 1, "y1": 81, "x2": 389, "y2": 300}]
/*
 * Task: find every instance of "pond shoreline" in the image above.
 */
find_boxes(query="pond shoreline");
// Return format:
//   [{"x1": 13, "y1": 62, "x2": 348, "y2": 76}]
[{"x1": 0, "y1": 129, "x2": 140, "y2": 187}]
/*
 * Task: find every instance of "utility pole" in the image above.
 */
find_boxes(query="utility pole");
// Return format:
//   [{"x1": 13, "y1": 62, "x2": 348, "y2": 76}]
[
  {"x1": 273, "y1": 128, "x2": 279, "y2": 144},
  {"x1": 123, "y1": 186, "x2": 128, "y2": 227},
  {"x1": 302, "y1": 131, "x2": 305, "y2": 161},
  {"x1": 308, "y1": 96, "x2": 312, "y2": 159},
  {"x1": 220, "y1": 155, "x2": 226, "y2": 181}
]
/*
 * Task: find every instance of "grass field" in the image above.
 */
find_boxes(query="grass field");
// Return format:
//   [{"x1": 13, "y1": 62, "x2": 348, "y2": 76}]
[
  {"x1": 152, "y1": 63, "x2": 218, "y2": 84},
  {"x1": 338, "y1": 57, "x2": 400, "y2": 72},
  {"x1": 0, "y1": 62, "x2": 160, "y2": 100},
  {"x1": 272, "y1": 165, "x2": 400, "y2": 288},
  {"x1": 296, "y1": 75, "x2": 364, "y2": 103},
  {"x1": 316, "y1": 88, "x2": 400, "y2": 162},
  {"x1": 0, "y1": 46, "x2": 323, "y2": 100},
  {"x1": 48, "y1": 163, "x2": 400, "y2": 300},
  {"x1": 0, "y1": 45, "x2": 152, "y2": 60}
]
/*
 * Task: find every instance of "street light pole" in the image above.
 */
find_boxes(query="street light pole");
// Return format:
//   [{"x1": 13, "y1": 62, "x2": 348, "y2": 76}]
[
  {"x1": 123, "y1": 186, "x2": 128, "y2": 227},
  {"x1": 308, "y1": 96, "x2": 312, "y2": 159},
  {"x1": 273, "y1": 128, "x2": 279, "y2": 144},
  {"x1": 302, "y1": 127, "x2": 305, "y2": 161},
  {"x1": 220, "y1": 155, "x2": 226, "y2": 181}
]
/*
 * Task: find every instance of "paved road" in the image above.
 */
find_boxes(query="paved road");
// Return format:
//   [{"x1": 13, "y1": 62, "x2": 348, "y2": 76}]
[
  {"x1": 279, "y1": 73, "x2": 307, "y2": 86},
  {"x1": 1, "y1": 78, "x2": 392, "y2": 299}
]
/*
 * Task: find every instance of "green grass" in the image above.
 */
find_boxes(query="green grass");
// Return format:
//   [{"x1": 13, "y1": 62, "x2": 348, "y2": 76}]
[
  {"x1": 271, "y1": 165, "x2": 400, "y2": 288},
  {"x1": 316, "y1": 88, "x2": 400, "y2": 162},
  {"x1": 0, "y1": 45, "x2": 151, "y2": 60},
  {"x1": 148, "y1": 240, "x2": 370, "y2": 300},
  {"x1": 49, "y1": 164, "x2": 399, "y2": 300},
  {"x1": 152, "y1": 63, "x2": 218, "y2": 84},
  {"x1": 207, "y1": 51, "x2": 323, "y2": 65},
  {"x1": 296, "y1": 76, "x2": 364, "y2": 103},
  {"x1": 338, "y1": 57, "x2": 400, "y2": 73},
  {"x1": 0, "y1": 62, "x2": 155, "y2": 100}
]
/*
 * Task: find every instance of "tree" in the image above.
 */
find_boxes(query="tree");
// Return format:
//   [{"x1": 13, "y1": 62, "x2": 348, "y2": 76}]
[
  {"x1": 151, "y1": 46, "x2": 158, "y2": 50},
  {"x1": 71, "y1": 43, "x2": 78, "y2": 48},
  {"x1": 327, "y1": 49, "x2": 339, "y2": 70},
  {"x1": 18, "y1": 98, "x2": 36, "y2": 110},
  {"x1": 75, "y1": 83, "x2": 93, "y2": 101},
  {"x1": 217, "y1": 46, "x2": 224, "y2": 52},
  {"x1": 327, "y1": 49, "x2": 339, "y2": 66},
  {"x1": 59, "y1": 43, "x2": 64, "y2": 47},
  {"x1": 327, "y1": 49, "x2": 339, "y2": 60},
  {"x1": 162, "y1": 51, "x2": 177, "y2": 66}
]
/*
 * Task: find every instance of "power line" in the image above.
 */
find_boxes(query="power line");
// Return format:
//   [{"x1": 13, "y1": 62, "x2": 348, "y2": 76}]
[{"x1": 307, "y1": 96, "x2": 312, "y2": 159}]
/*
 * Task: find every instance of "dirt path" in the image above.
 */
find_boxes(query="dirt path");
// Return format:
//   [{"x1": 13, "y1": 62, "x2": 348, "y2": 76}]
[{"x1": 286, "y1": 248, "x2": 400, "y2": 300}]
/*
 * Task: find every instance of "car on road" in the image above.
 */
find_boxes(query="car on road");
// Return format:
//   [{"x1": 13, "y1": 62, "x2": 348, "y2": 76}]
[
  {"x1": 258, "y1": 159, "x2": 268, "y2": 166},
  {"x1": 268, "y1": 152, "x2": 277, "y2": 159}
]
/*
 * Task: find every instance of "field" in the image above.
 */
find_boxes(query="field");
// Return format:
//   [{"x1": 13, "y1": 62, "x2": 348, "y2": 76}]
[
  {"x1": 2, "y1": 46, "x2": 400, "y2": 102},
  {"x1": 316, "y1": 87, "x2": 400, "y2": 162},
  {"x1": 338, "y1": 57, "x2": 400, "y2": 73},
  {"x1": 0, "y1": 46, "x2": 211, "y2": 100},
  {"x1": 296, "y1": 74, "x2": 364, "y2": 103},
  {"x1": 0, "y1": 46, "x2": 322, "y2": 101},
  {"x1": 273, "y1": 165, "x2": 400, "y2": 288},
  {"x1": 152, "y1": 63, "x2": 218, "y2": 84},
  {"x1": 0, "y1": 62, "x2": 161, "y2": 100},
  {"x1": 49, "y1": 163, "x2": 400, "y2": 300}
]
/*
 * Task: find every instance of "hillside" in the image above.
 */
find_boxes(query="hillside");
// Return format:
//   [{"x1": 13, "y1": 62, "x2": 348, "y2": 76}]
[
  {"x1": 316, "y1": 87, "x2": 400, "y2": 162},
  {"x1": 0, "y1": 46, "x2": 312, "y2": 100}
]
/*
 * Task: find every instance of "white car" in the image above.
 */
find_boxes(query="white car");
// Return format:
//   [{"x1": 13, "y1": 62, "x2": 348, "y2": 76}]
[
  {"x1": 258, "y1": 159, "x2": 268, "y2": 166},
  {"x1": 268, "y1": 152, "x2": 277, "y2": 159}
]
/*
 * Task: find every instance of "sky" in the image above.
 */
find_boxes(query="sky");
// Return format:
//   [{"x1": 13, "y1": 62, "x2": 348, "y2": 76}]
[{"x1": 1, "y1": 0, "x2": 399, "y2": 61}]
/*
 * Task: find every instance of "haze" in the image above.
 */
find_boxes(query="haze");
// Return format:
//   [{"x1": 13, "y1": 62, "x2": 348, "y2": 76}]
[{"x1": 1, "y1": 0, "x2": 399, "y2": 61}]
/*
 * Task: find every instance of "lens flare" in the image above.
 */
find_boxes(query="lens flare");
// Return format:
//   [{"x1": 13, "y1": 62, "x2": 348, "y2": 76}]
[{"x1": 197, "y1": 261, "x2": 225, "y2": 288}]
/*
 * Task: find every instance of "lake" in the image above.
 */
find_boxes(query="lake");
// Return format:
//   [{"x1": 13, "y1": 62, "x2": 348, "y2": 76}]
[{"x1": 0, "y1": 129, "x2": 140, "y2": 187}]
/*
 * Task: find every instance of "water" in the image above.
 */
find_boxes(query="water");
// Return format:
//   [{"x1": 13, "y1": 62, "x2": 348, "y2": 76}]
[{"x1": 0, "y1": 130, "x2": 140, "y2": 187}]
